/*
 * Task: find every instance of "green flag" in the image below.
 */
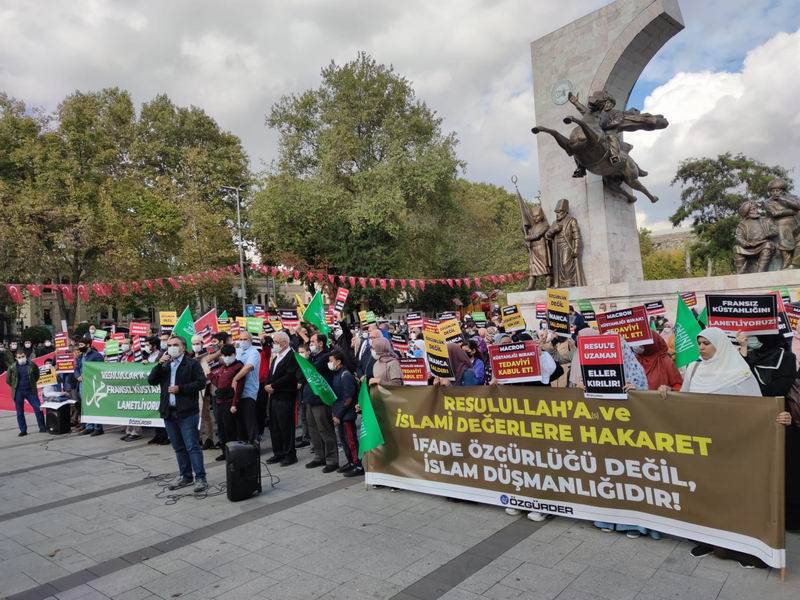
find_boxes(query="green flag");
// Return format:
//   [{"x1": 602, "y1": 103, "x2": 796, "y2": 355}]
[
  {"x1": 674, "y1": 295, "x2": 701, "y2": 368},
  {"x1": 173, "y1": 306, "x2": 195, "y2": 348},
  {"x1": 303, "y1": 291, "x2": 330, "y2": 335},
  {"x1": 294, "y1": 351, "x2": 336, "y2": 406},
  {"x1": 218, "y1": 310, "x2": 229, "y2": 321},
  {"x1": 357, "y1": 380, "x2": 384, "y2": 459},
  {"x1": 697, "y1": 307, "x2": 707, "y2": 328}
]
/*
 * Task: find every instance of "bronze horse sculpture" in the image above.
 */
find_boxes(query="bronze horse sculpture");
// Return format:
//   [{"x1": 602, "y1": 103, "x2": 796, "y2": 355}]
[{"x1": 532, "y1": 90, "x2": 668, "y2": 204}]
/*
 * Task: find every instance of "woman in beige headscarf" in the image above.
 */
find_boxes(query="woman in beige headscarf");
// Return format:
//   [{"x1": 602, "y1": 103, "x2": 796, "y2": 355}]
[{"x1": 368, "y1": 337, "x2": 402, "y2": 386}]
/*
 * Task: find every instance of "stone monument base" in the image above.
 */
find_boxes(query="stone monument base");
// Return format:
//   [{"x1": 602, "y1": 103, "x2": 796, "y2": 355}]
[{"x1": 507, "y1": 270, "x2": 800, "y2": 328}]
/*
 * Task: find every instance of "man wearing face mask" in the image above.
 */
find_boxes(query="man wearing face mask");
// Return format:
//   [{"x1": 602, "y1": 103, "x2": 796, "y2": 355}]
[
  {"x1": 39, "y1": 339, "x2": 53, "y2": 357},
  {"x1": 264, "y1": 331, "x2": 300, "y2": 466},
  {"x1": 230, "y1": 332, "x2": 261, "y2": 444},
  {"x1": 148, "y1": 336, "x2": 209, "y2": 492},
  {"x1": 301, "y1": 333, "x2": 339, "y2": 471},
  {"x1": 75, "y1": 336, "x2": 105, "y2": 436},
  {"x1": 7, "y1": 349, "x2": 45, "y2": 436}
]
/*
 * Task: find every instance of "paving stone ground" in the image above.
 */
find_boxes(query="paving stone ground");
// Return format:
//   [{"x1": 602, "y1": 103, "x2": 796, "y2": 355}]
[{"x1": 0, "y1": 409, "x2": 797, "y2": 600}]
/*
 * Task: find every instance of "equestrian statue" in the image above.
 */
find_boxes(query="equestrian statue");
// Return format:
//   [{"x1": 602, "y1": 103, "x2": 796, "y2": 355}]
[{"x1": 532, "y1": 90, "x2": 668, "y2": 204}]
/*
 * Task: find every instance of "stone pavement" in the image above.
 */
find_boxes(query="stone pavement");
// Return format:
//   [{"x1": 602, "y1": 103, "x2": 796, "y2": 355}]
[{"x1": 0, "y1": 409, "x2": 797, "y2": 600}]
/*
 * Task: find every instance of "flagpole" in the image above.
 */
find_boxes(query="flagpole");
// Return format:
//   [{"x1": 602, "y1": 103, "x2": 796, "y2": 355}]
[{"x1": 222, "y1": 185, "x2": 248, "y2": 315}]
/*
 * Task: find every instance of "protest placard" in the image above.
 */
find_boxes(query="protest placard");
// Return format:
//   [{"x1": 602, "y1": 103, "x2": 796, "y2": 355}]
[
  {"x1": 159, "y1": 311, "x2": 177, "y2": 327},
  {"x1": 487, "y1": 341, "x2": 541, "y2": 384},
  {"x1": 81, "y1": 362, "x2": 163, "y2": 427},
  {"x1": 547, "y1": 289, "x2": 570, "y2": 334},
  {"x1": 423, "y1": 322, "x2": 452, "y2": 380},
  {"x1": 406, "y1": 312, "x2": 424, "y2": 329},
  {"x1": 54, "y1": 332, "x2": 68, "y2": 350},
  {"x1": 332, "y1": 287, "x2": 349, "y2": 317},
  {"x1": 279, "y1": 309, "x2": 299, "y2": 329},
  {"x1": 705, "y1": 294, "x2": 778, "y2": 336},
  {"x1": 501, "y1": 304, "x2": 526, "y2": 333},
  {"x1": 596, "y1": 305, "x2": 653, "y2": 347},
  {"x1": 680, "y1": 291, "x2": 697, "y2": 308},
  {"x1": 36, "y1": 367, "x2": 58, "y2": 388},
  {"x1": 366, "y1": 385, "x2": 785, "y2": 568},
  {"x1": 391, "y1": 334, "x2": 409, "y2": 355},
  {"x1": 55, "y1": 354, "x2": 75, "y2": 374},
  {"x1": 129, "y1": 321, "x2": 151, "y2": 337},
  {"x1": 535, "y1": 303, "x2": 547, "y2": 320},
  {"x1": 439, "y1": 319, "x2": 464, "y2": 343},
  {"x1": 399, "y1": 358, "x2": 428, "y2": 386},
  {"x1": 578, "y1": 333, "x2": 626, "y2": 399},
  {"x1": 644, "y1": 300, "x2": 666, "y2": 316}
]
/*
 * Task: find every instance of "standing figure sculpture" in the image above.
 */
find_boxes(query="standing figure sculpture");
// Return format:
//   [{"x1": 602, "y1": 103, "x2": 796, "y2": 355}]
[
  {"x1": 531, "y1": 90, "x2": 668, "y2": 204},
  {"x1": 764, "y1": 178, "x2": 800, "y2": 269},
  {"x1": 514, "y1": 176, "x2": 552, "y2": 289},
  {"x1": 733, "y1": 200, "x2": 777, "y2": 274},
  {"x1": 546, "y1": 199, "x2": 585, "y2": 288}
]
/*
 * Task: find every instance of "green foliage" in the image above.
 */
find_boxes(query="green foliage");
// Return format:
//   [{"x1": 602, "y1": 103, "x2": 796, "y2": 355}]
[
  {"x1": 21, "y1": 325, "x2": 52, "y2": 343},
  {"x1": 670, "y1": 153, "x2": 792, "y2": 273},
  {"x1": 0, "y1": 89, "x2": 250, "y2": 324},
  {"x1": 252, "y1": 53, "x2": 524, "y2": 313}
]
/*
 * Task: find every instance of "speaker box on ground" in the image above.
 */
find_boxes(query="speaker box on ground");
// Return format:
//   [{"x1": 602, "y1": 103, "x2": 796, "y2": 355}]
[{"x1": 225, "y1": 441, "x2": 262, "y2": 501}]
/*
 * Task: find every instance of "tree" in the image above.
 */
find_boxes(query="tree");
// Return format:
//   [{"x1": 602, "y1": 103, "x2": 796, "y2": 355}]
[{"x1": 670, "y1": 153, "x2": 792, "y2": 274}]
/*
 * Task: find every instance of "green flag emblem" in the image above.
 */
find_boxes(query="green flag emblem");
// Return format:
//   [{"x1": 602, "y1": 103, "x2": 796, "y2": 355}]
[
  {"x1": 173, "y1": 306, "x2": 196, "y2": 348},
  {"x1": 294, "y1": 351, "x2": 336, "y2": 406},
  {"x1": 357, "y1": 380, "x2": 384, "y2": 458},
  {"x1": 674, "y1": 295, "x2": 701, "y2": 368},
  {"x1": 303, "y1": 291, "x2": 330, "y2": 335}
]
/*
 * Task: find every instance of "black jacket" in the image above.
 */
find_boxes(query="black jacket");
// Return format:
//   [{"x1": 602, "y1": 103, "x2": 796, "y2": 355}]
[
  {"x1": 300, "y1": 349, "x2": 333, "y2": 407},
  {"x1": 265, "y1": 350, "x2": 299, "y2": 401},
  {"x1": 357, "y1": 339, "x2": 375, "y2": 379},
  {"x1": 148, "y1": 354, "x2": 207, "y2": 419}
]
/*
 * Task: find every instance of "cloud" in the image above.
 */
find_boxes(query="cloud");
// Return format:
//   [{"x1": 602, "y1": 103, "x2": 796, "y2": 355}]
[{"x1": 628, "y1": 28, "x2": 800, "y2": 228}]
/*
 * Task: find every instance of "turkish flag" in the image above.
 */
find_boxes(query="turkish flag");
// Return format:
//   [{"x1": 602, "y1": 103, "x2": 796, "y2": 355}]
[
  {"x1": 359, "y1": 277, "x2": 367, "y2": 288},
  {"x1": 400, "y1": 279, "x2": 406, "y2": 289},
  {"x1": 167, "y1": 277, "x2": 180, "y2": 290},
  {"x1": 464, "y1": 278, "x2": 471, "y2": 289},
  {"x1": 338, "y1": 275, "x2": 345, "y2": 284},
  {"x1": 389, "y1": 279, "x2": 396, "y2": 290},
  {"x1": 77, "y1": 284, "x2": 90, "y2": 302},
  {"x1": 418, "y1": 280, "x2": 426, "y2": 291},
  {"x1": 474, "y1": 277, "x2": 482, "y2": 287},
  {"x1": 348, "y1": 276, "x2": 356, "y2": 287},
  {"x1": 60, "y1": 285, "x2": 75, "y2": 304},
  {"x1": 409, "y1": 279, "x2": 416, "y2": 289},
  {"x1": 5, "y1": 285, "x2": 23, "y2": 304},
  {"x1": 379, "y1": 279, "x2": 387, "y2": 290},
  {"x1": 26, "y1": 284, "x2": 41, "y2": 298}
]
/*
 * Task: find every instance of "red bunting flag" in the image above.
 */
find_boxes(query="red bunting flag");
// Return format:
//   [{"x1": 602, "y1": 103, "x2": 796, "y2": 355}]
[
  {"x1": 400, "y1": 279, "x2": 406, "y2": 289},
  {"x1": 359, "y1": 277, "x2": 367, "y2": 288},
  {"x1": 464, "y1": 278, "x2": 471, "y2": 288},
  {"x1": 5, "y1": 284, "x2": 23, "y2": 304},
  {"x1": 60, "y1": 285, "x2": 74, "y2": 304},
  {"x1": 144, "y1": 280, "x2": 154, "y2": 292},
  {"x1": 419, "y1": 280, "x2": 426, "y2": 291},
  {"x1": 167, "y1": 277, "x2": 180, "y2": 290},
  {"x1": 77, "y1": 284, "x2": 89, "y2": 302},
  {"x1": 26, "y1": 284, "x2": 41, "y2": 297},
  {"x1": 410, "y1": 279, "x2": 416, "y2": 289},
  {"x1": 474, "y1": 277, "x2": 482, "y2": 287},
  {"x1": 338, "y1": 275, "x2": 345, "y2": 284},
  {"x1": 328, "y1": 274, "x2": 335, "y2": 284},
  {"x1": 389, "y1": 279, "x2": 396, "y2": 290},
  {"x1": 349, "y1": 276, "x2": 356, "y2": 287},
  {"x1": 379, "y1": 279, "x2": 387, "y2": 290}
]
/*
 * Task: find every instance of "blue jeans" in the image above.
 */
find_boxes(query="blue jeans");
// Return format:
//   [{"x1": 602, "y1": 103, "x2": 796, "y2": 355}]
[
  {"x1": 164, "y1": 413, "x2": 206, "y2": 480},
  {"x1": 14, "y1": 389, "x2": 46, "y2": 433}
]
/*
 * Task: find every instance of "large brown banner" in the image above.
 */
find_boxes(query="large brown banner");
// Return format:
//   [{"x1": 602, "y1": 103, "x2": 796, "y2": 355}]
[{"x1": 366, "y1": 386, "x2": 785, "y2": 568}]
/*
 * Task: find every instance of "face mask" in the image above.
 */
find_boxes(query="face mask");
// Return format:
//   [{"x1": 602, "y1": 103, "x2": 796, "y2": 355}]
[
  {"x1": 160, "y1": 341, "x2": 168, "y2": 350},
  {"x1": 78, "y1": 345, "x2": 87, "y2": 353},
  {"x1": 328, "y1": 361, "x2": 339, "y2": 371},
  {"x1": 239, "y1": 340, "x2": 251, "y2": 350},
  {"x1": 371, "y1": 350, "x2": 379, "y2": 360},
  {"x1": 222, "y1": 355, "x2": 235, "y2": 366},
  {"x1": 167, "y1": 346, "x2": 181, "y2": 358},
  {"x1": 192, "y1": 344, "x2": 203, "y2": 353},
  {"x1": 16, "y1": 357, "x2": 27, "y2": 365},
  {"x1": 309, "y1": 344, "x2": 318, "y2": 354},
  {"x1": 45, "y1": 341, "x2": 51, "y2": 347},
  {"x1": 121, "y1": 344, "x2": 130, "y2": 352},
  {"x1": 746, "y1": 337, "x2": 763, "y2": 350}
]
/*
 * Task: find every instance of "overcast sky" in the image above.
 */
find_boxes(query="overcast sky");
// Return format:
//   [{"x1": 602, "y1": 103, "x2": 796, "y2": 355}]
[{"x1": 1, "y1": 0, "x2": 798, "y2": 232}]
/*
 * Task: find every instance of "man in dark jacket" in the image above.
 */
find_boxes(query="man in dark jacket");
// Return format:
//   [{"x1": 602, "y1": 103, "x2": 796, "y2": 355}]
[
  {"x1": 7, "y1": 349, "x2": 45, "y2": 436},
  {"x1": 148, "y1": 336, "x2": 209, "y2": 492},
  {"x1": 76, "y1": 336, "x2": 105, "y2": 436},
  {"x1": 301, "y1": 333, "x2": 339, "y2": 472},
  {"x1": 329, "y1": 350, "x2": 363, "y2": 477},
  {"x1": 263, "y1": 331, "x2": 300, "y2": 466}
]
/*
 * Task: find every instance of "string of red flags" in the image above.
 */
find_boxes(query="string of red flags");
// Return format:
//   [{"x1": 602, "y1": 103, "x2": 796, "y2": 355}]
[{"x1": 2, "y1": 264, "x2": 526, "y2": 304}]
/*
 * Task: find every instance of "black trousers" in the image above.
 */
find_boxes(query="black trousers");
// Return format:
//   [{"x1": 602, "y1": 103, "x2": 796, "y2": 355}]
[
  {"x1": 236, "y1": 397, "x2": 258, "y2": 444},
  {"x1": 216, "y1": 403, "x2": 238, "y2": 453},
  {"x1": 268, "y1": 394, "x2": 296, "y2": 459}
]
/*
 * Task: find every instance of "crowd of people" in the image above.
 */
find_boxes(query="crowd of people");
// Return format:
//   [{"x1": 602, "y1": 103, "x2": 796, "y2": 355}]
[{"x1": 4, "y1": 302, "x2": 798, "y2": 568}]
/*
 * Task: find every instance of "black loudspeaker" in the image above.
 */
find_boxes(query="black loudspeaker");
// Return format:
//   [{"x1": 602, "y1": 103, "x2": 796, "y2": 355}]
[
  {"x1": 45, "y1": 403, "x2": 71, "y2": 435},
  {"x1": 226, "y1": 441, "x2": 262, "y2": 501}
]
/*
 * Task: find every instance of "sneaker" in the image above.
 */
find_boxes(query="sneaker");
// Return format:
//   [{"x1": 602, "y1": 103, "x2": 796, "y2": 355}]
[
  {"x1": 738, "y1": 561, "x2": 755, "y2": 569},
  {"x1": 215, "y1": 454, "x2": 226, "y2": 462},
  {"x1": 193, "y1": 479, "x2": 208, "y2": 493},
  {"x1": 202, "y1": 439, "x2": 214, "y2": 450},
  {"x1": 625, "y1": 530, "x2": 641, "y2": 539},
  {"x1": 168, "y1": 477, "x2": 193, "y2": 491},
  {"x1": 505, "y1": 508, "x2": 521, "y2": 516},
  {"x1": 90, "y1": 429, "x2": 104, "y2": 437},
  {"x1": 18, "y1": 431, "x2": 27, "y2": 437},
  {"x1": 265, "y1": 456, "x2": 281, "y2": 464},
  {"x1": 690, "y1": 544, "x2": 714, "y2": 558},
  {"x1": 296, "y1": 440, "x2": 310, "y2": 448},
  {"x1": 280, "y1": 456, "x2": 298, "y2": 467},
  {"x1": 120, "y1": 434, "x2": 130, "y2": 441},
  {"x1": 343, "y1": 466, "x2": 364, "y2": 477},
  {"x1": 337, "y1": 463, "x2": 354, "y2": 474},
  {"x1": 305, "y1": 459, "x2": 325, "y2": 469},
  {"x1": 527, "y1": 512, "x2": 547, "y2": 522},
  {"x1": 600, "y1": 527, "x2": 613, "y2": 533},
  {"x1": 322, "y1": 464, "x2": 339, "y2": 473},
  {"x1": 79, "y1": 428, "x2": 93, "y2": 435},
  {"x1": 124, "y1": 435, "x2": 142, "y2": 442}
]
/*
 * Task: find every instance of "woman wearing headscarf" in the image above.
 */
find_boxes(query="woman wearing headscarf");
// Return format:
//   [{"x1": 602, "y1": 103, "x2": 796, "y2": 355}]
[
  {"x1": 636, "y1": 332, "x2": 683, "y2": 391},
  {"x1": 368, "y1": 337, "x2": 402, "y2": 386},
  {"x1": 664, "y1": 327, "x2": 793, "y2": 566},
  {"x1": 569, "y1": 328, "x2": 648, "y2": 392}
]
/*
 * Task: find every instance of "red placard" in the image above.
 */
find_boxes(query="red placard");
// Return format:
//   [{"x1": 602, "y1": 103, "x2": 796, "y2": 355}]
[
  {"x1": 786, "y1": 303, "x2": 800, "y2": 332},
  {"x1": 54, "y1": 332, "x2": 68, "y2": 350},
  {"x1": 332, "y1": 287, "x2": 349, "y2": 318},
  {"x1": 644, "y1": 300, "x2": 666, "y2": 316},
  {"x1": 578, "y1": 334, "x2": 625, "y2": 399},
  {"x1": 406, "y1": 312, "x2": 423, "y2": 330},
  {"x1": 129, "y1": 321, "x2": 151, "y2": 337},
  {"x1": 705, "y1": 294, "x2": 778, "y2": 336},
  {"x1": 680, "y1": 291, "x2": 697, "y2": 308},
  {"x1": 488, "y1": 341, "x2": 541, "y2": 384},
  {"x1": 391, "y1": 334, "x2": 409, "y2": 355},
  {"x1": 55, "y1": 353, "x2": 75, "y2": 374},
  {"x1": 596, "y1": 305, "x2": 653, "y2": 347},
  {"x1": 770, "y1": 292, "x2": 793, "y2": 339},
  {"x1": 279, "y1": 309, "x2": 299, "y2": 329},
  {"x1": 111, "y1": 332, "x2": 126, "y2": 342},
  {"x1": 535, "y1": 303, "x2": 547, "y2": 319},
  {"x1": 400, "y1": 358, "x2": 428, "y2": 385}
]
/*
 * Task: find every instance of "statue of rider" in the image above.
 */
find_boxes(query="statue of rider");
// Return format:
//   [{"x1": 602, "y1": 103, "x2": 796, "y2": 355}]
[{"x1": 568, "y1": 91, "x2": 625, "y2": 178}]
